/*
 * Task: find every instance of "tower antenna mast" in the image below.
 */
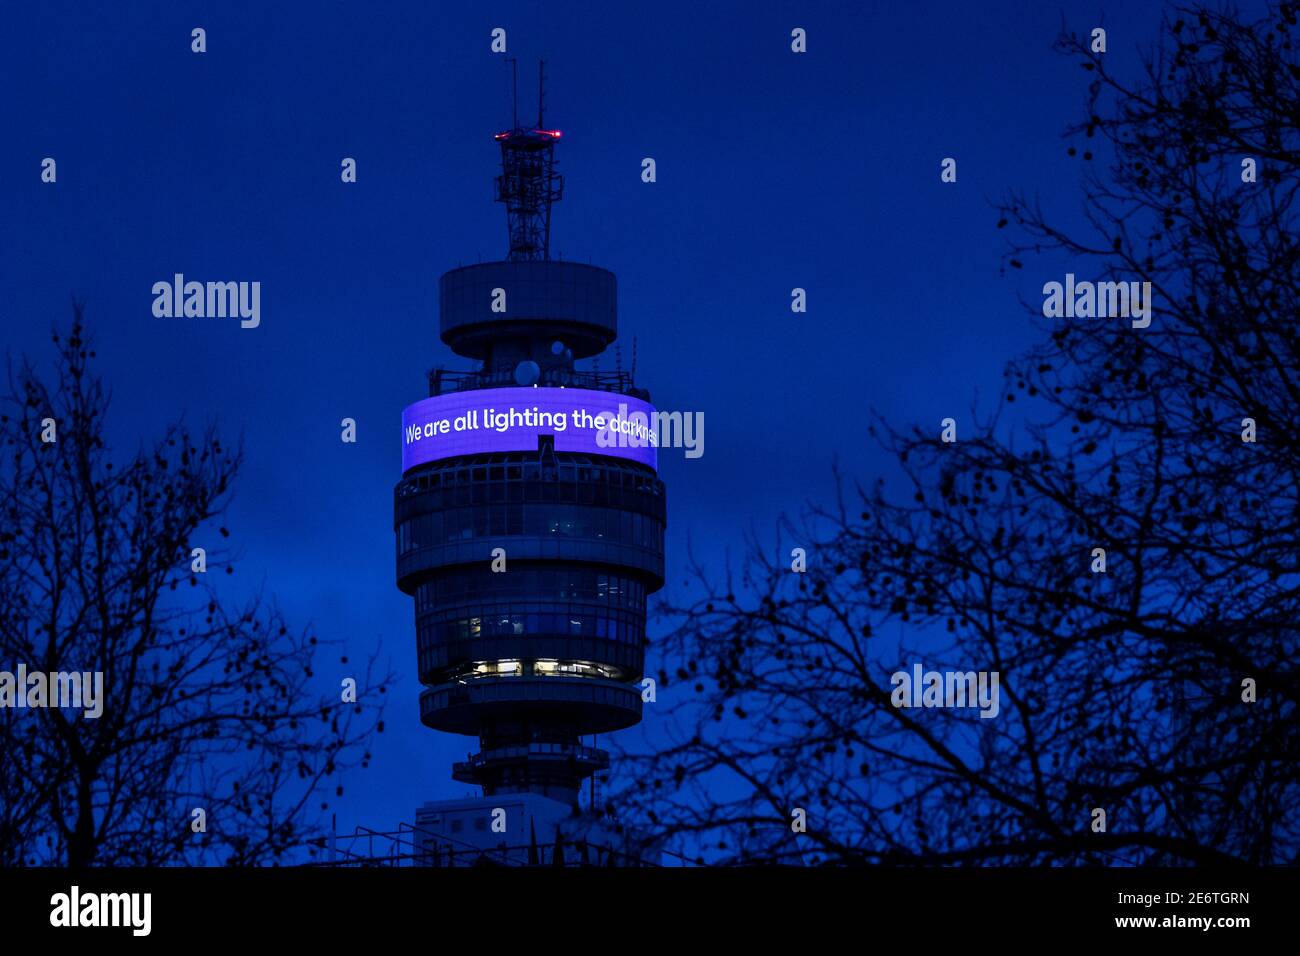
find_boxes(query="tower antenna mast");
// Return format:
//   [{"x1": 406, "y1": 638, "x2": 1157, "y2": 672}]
[
  {"x1": 509, "y1": 57, "x2": 518, "y2": 128},
  {"x1": 538, "y1": 59, "x2": 546, "y2": 128},
  {"x1": 493, "y1": 58, "x2": 563, "y2": 260}
]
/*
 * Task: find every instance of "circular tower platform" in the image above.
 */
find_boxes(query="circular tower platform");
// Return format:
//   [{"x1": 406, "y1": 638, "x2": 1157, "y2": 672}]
[{"x1": 440, "y1": 260, "x2": 617, "y2": 360}]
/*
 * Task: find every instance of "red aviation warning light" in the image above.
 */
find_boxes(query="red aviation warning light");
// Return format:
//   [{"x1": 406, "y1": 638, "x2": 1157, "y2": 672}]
[{"x1": 494, "y1": 129, "x2": 562, "y2": 142}]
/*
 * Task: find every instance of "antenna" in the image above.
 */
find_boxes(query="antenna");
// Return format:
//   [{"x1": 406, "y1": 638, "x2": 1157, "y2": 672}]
[
  {"x1": 538, "y1": 59, "x2": 546, "y2": 128},
  {"x1": 509, "y1": 57, "x2": 518, "y2": 128},
  {"x1": 493, "y1": 58, "x2": 564, "y2": 260}
]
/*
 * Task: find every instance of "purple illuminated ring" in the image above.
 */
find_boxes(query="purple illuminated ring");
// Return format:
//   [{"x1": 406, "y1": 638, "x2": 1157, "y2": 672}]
[{"x1": 401, "y1": 386, "x2": 658, "y2": 473}]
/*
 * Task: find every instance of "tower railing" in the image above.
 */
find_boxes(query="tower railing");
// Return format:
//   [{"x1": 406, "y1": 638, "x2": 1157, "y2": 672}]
[{"x1": 428, "y1": 366, "x2": 635, "y2": 397}]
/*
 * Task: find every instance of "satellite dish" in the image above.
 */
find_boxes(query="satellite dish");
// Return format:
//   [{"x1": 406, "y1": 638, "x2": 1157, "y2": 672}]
[
  {"x1": 550, "y1": 340, "x2": 565, "y2": 355},
  {"x1": 514, "y1": 360, "x2": 541, "y2": 386}
]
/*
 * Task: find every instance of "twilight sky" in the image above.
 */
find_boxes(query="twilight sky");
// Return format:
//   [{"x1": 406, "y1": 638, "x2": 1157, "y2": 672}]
[{"x1": 1, "y1": 0, "x2": 1192, "y2": 837}]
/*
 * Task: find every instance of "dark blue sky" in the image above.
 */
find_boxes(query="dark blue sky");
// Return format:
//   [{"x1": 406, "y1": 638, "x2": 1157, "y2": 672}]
[{"x1": 3, "y1": 0, "x2": 1181, "y2": 836}]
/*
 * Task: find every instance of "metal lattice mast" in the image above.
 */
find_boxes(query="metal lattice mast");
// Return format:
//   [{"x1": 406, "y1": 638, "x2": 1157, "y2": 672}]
[{"x1": 494, "y1": 59, "x2": 564, "y2": 260}]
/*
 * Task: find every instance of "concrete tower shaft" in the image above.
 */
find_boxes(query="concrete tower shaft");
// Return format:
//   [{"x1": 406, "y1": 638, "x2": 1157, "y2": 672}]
[{"x1": 395, "y1": 103, "x2": 664, "y2": 808}]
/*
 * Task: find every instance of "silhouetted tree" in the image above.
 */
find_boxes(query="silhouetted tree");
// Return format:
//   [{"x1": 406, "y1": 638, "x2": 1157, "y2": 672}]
[
  {"x1": 0, "y1": 310, "x2": 391, "y2": 865},
  {"x1": 617, "y1": 4, "x2": 1300, "y2": 866}
]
